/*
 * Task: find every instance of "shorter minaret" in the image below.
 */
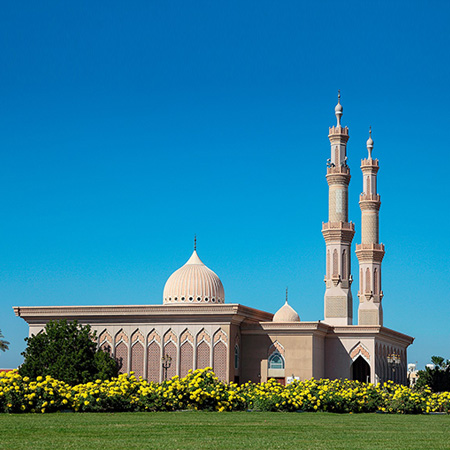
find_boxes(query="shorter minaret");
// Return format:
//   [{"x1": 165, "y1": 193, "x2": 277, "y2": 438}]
[{"x1": 355, "y1": 129, "x2": 385, "y2": 325}]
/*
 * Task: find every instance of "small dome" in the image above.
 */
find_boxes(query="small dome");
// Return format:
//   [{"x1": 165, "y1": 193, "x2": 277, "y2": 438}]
[
  {"x1": 163, "y1": 250, "x2": 225, "y2": 304},
  {"x1": 273, "y1": 301, "x2": 300, "y2": 322}
]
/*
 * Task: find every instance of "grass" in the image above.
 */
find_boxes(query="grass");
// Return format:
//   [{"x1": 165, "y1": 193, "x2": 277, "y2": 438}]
[{"x1": 0, "y1": 412, "x2": 449, "y2": 450}]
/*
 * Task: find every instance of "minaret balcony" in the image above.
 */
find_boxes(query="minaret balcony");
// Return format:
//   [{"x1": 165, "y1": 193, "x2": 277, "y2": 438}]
[
  {"x1": 322, "y1": 221, "x2": 355, "y2": 231},
  {"x1": 328, "y1": 125, "x2": 349, "y2": 136},
  {"x1": 327, "y1": 165, "x2": 350, "y2": 176},
  {"x1": 360, "y1": 193, "x2": 380, "y2": 202},
  {"x1": 355, "y1": 243, "x2": 385, "y2": 251},
  {"x1": 361, "y1": 158, "x2": 379, "y2": 167}
]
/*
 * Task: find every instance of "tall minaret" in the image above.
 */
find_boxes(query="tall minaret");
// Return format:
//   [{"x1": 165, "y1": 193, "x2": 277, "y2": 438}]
[
  {"x1": 322, "y1": 93, "x2": 355, "y2": 326},
  {"x1": 355, "y1": 129, "x2": 385, "y2": 325}
]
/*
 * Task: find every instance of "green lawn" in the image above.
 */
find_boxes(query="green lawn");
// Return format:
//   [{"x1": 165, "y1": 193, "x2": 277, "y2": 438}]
[{"x1": 0, "y1": 412, "x2": 449, "y2": 450}]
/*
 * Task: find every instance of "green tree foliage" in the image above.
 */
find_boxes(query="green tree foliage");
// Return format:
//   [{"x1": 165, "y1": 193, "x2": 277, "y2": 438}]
[
  {"x1": 416, "y1": 356, "x2": 450, "y2": 392},
  {"x1": 0, "y1": 329, "x2": 9, "y2": 352},
  {"x1": 19, "y1": 320, "x2": 119, "y2": 385}
]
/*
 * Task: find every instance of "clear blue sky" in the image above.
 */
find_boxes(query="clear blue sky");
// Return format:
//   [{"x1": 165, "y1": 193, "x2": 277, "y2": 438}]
[{"x1": 0, "y1": 1, "x2": 449, "y2": 369}]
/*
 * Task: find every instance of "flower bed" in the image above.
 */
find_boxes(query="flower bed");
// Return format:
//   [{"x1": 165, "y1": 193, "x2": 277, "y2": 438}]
[{"x1": 1, "y1": 368, "x2": 449, "y2": 414}]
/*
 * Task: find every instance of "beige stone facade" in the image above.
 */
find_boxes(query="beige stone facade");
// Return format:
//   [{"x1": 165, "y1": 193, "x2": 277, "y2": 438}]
[{"x1": 14, "y1": 96, "x2": 414, "y2": 385}]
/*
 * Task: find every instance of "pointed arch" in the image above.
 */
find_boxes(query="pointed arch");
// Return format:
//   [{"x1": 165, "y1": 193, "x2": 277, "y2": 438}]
[
  {"x1": 163, "y1": 329, "x2": 177, "y2": 345},
  {"x1": 196, "y1": 328, "x2": 211, "y2": 345},
  {"x1": 213, "y1": 328, "x2": 228, "y2": 346},
  {"x1": 180, "y1": 329, "x2": 194, "y2": 346},
  {"x1": 360, "y1": 268, "x2": 363, "y2": 292},
  {"x1": 268, "y1": 341, "x2": 285, "y2": 358},
  {"x1": 147, "y1": 329, "x2": 161, "y2": 345},
  {"x1": 115, "y1": 329, "x2": 128, "y2": 345},
  {"x1": 98, "y1": 329, "x2": 112, "y2": 353},
  {"x1": 350, "y1": 342, "x2": 370, "y2": 363},
  {"x1": 131, "y1": 329, "x2": 144, "y2": 346}
]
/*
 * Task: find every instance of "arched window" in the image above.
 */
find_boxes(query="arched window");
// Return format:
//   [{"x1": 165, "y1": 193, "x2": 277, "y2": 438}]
[
  {"x1": 374, "y1": 268, "x2": 378, "y2": 294},
  {"x1": 365, "y1": 267, "x2": 371, "y2": 293},
  {"x1": 326, "y1": 250, "x2": 330, "y2": 279},
  {"x1": 366, "y1": 176, "x2": 371, "y2": 194},
  {"x1": 333, "y1": 249, "x2": 338, "y2": 277},
  {"x1": 342, "y1": 250, "x2": 347, "y2": 280},
  {"x1": 360, "y1": 268, "x2": 363, "y2": 292},
  {"x1": 268, "y1": 352, "x2": 285, "y2": 370},
  {"x1": 234, "y1": 345, "x2": 239, "y2": 370}
]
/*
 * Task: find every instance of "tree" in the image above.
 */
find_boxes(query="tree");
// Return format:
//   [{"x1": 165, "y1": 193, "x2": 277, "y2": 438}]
[
  {"x1": 416, "y1": 356, "x2": 450, "y2": 392},
  {"x1": 19, "y1": 319, "x2": 119, "y2": 385},
  {"x1": 0, "y1": 329, "x2": 9, "y2": 352}
]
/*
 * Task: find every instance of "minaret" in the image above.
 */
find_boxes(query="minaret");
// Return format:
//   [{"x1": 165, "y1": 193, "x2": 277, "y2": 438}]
[
  {"x1": 355, "y1": 129, "x2": 385, "y2": 325},
  {"x1": 322, "y1": 93, "x2": 355, "y2": 326}
]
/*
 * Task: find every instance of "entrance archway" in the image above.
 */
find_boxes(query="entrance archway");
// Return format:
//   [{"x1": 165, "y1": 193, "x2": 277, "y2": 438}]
[{"x1": 352, "y1": 356, "x2": 370, "y2": 383}]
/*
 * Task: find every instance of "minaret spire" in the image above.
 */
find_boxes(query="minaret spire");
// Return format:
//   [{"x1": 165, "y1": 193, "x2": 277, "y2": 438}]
[
  {"x1": 322, "y1": 94, "x2": 355, "y2": 326},
  {"x1": 335, "y1": 90, "x2": 343, "y2": 127},
  {"x1": 356, "y1": 129, "x2": 385, "y2": 325},
  {"x1": 367, "y1": 127, "x2": 374, "y2": 159}
]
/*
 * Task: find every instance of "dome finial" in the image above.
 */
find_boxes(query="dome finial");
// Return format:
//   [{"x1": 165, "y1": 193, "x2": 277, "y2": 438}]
[
  {"x1": 194, "y1": 234, "x2": 197, "y2": 251},
  {"x1": 366, "y1": 126, "x2": 374, "y2": 159},
  {"x1": 335, "y1": 90, "x2": 343, "y2": 127},
  {"x1": 286, "y1": 287, "x2": 288, "y2": 304}
]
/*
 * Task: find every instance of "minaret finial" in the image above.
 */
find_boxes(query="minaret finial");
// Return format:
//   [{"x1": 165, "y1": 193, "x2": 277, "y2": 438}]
[
  {"x1": 194, "y1": 235, "x2": 197, "y2": 251},
  {"x1": 366, "y1": 126, "x2": 374, "y2": 159},
  {"x1": 285, "y1": 287, "x2": 288, "y2": 304},
  {"x1": 335, "y1": 90, "x2": 343, "y2": 127}
]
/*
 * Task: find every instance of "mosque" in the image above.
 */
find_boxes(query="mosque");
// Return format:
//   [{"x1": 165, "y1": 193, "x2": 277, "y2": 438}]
[{"x1": 14, "y1": 96, "x2": 414, "y2": 385}]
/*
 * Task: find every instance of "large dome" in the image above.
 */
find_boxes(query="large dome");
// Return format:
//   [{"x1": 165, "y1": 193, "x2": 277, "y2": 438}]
[{"x1": 163, "y1": 250, "x2": 225, "y2": 304}]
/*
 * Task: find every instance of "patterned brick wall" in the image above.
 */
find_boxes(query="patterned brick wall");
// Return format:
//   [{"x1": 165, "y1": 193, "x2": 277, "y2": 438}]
[
  {"x1": 196, "y1": 341, "x2": 210, "y2": 369},
  {"x1": 213, "y1": 341, "x2": 227, "y2": 381},
  {"x1": 164, "y1": 341, "x2": 177, "y2": 379},
  {"x1": 147, "y1": 341, "x2": 160, "y2": 383},
  {"x1": 115, "y1": 341, "x2": 128, "y2": 374},
  {"x1": 180, "y1": 342, "x2": 193, "y2": 378},
  {"x1": 131, "y1": 342, "x2": 144, "y2": 379}
]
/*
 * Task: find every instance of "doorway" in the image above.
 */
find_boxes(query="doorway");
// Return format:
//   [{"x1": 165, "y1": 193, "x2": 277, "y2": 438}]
[{"x1": 352, "y1": 356, "x2": 370, "y2": 383}]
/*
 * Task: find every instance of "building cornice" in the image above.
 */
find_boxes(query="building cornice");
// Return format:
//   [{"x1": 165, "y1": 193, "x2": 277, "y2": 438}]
[
  {"x1": 328, "y1": 325, "x2": 414, "y2": 345},
  {"x1": 241, "y1": 321, "x2": 331, "y2": 336},
  {"x1": 13, "y1": 303, "x2": 274, "y2": 326}
]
